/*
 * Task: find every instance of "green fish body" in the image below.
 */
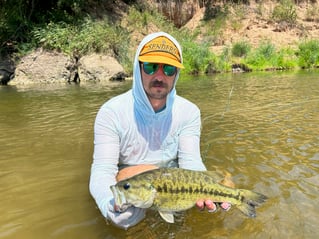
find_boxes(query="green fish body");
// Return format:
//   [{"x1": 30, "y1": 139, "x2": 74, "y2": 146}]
[{"x1": 110, "y1": 168, "x2": 267, "y2": 223}]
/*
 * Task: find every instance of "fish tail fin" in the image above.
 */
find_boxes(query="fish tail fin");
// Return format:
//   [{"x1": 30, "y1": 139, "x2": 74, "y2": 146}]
[{"x1": 236, "y1": 189, "x2": 267, "y2": 218}]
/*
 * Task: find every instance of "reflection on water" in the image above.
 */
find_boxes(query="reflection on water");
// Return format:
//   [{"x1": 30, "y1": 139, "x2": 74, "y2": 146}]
[{"x1": 0, "y1": 70, "x2": 319, "y2": 239}]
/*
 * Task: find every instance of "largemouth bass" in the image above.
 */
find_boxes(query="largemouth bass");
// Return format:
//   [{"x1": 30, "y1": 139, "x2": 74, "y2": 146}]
[{"x1": 110, "y1": 168, "x2": 267, "y2": 223}]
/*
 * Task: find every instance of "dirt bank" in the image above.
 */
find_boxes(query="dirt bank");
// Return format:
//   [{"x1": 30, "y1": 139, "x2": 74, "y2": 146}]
[{"x1": 182, "y1": 1, "x2": 319, "y2": 54}]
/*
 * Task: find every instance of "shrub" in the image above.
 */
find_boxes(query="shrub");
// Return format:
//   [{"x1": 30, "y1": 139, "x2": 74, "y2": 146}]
[
  {"x1": 257, "y1": 41, "x2": 276, "y2": 60},
  {"x1": 217, "y1": 46, "x2": 232, "y2": 72},
  {"x1": 275, "y1": 48, "x2": 297, "y2": 69},
  {"x1": 181, "y1": 40, "x2": 216, "y2": 75},
  {"x1": 305, "y1": 4, "x2": 319, "y2": 22},
  {"x1": 271, "y1": 0, "x2": 297, "y2": 25},
  {"x1": 244, "y1": 41, "x2": 276, "y2": 70},
  {"x1": 31, "y1": 17, "x2": 132, "y2": 72},
  {"x1": 232, "y1": 41, "x2": 251, "y2": 57},
  {"x1": 297, "y1": 39, "x2": 319, "y2": 68}
]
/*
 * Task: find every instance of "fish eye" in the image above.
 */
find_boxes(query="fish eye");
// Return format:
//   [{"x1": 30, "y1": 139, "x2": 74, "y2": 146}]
[{"x1": 123, "y1": 183, "x2": 130, "y2": 190}]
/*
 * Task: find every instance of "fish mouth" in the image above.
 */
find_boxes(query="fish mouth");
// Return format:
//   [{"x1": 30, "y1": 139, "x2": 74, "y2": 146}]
[{"x1": 110, "y1": 185, "x2": 131, "y2": 212}]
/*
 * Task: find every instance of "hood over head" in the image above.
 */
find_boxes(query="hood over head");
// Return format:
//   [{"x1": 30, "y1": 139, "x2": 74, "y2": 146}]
[{"x1": 132, "y1": 32, "x2": 183, "y2": 116}]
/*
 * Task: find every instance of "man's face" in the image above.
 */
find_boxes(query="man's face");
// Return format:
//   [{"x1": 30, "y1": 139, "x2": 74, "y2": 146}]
[{"x1": 140, "y1": 63, "x2": 177, "y2": 100}]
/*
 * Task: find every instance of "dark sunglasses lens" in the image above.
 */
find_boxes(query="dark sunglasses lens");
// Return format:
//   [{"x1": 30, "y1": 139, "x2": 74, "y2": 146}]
[
  {"x1": 143, "y1": 63, "x2": 159, "y2": 75},
  {"x1": 163, "y1": 65, "x2": 177, "y2": 76}
]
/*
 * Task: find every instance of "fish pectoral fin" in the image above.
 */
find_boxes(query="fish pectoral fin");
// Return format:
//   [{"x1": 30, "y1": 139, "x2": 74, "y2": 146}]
[
  {"x1": 143, "y1": 187, "x2": 157, "y2": 208},
  {"x1": 158, "y1": 211, "x2": 175, "y2": 223}
]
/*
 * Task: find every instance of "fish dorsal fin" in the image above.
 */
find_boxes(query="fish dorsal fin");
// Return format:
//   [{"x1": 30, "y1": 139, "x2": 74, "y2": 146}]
[
  {"x1": 158, "y1": 211, "x2": 174, "y2": 223},
  {"x1": 201, "y1": 171, "x2": 224, "y2": 182},
  {"x1": 202, "y1": 171, "x2": 235, "y2": 187}
]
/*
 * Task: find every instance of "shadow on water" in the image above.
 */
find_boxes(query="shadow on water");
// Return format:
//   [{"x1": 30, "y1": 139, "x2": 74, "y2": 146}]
[{"x1": 1, "y1": 70, "x2": 319, "y2": 239}]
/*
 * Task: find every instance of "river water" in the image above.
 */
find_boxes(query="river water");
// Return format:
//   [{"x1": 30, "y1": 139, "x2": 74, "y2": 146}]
[{"x1": 0, "y1": 70, "x2": 318, "y2": 239}]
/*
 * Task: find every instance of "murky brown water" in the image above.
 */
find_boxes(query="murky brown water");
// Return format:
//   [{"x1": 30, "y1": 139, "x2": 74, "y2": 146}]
[{"x1": 1, "y1": 70, "x2": 318, "y2": 239}]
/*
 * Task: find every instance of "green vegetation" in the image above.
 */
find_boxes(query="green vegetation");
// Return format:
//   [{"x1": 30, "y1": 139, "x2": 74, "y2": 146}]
[
  {"x1": 182, "y1": 40, "x2": 216, "y2": 74},
  {"x1": 232, "y1": 41, "x2": 251, "y2": 57},
  {"x1": 305, "y1": 4, "x2": 319, "y2": 22},
  {"x1": 243, "y1": 41, "x2": 298, "y2": 71},
  {"x1": 1, "y1": 0, "x2": 87, "y2": 54},
  {"x1": 1, "y1": 0, "x2": 319, "y2": 75},
  {"x1": 297, "y1": 39, "x2": 319, "y2": 68},
  {"x1": 201, "y1": 4, "x2": 229, "y2": 46},
  {"x1": 31, "y1": 18, "x2": 130, "y2": 64},
  {"x1": 271, "y1": 0, "x2": 297, "y2": 25}
]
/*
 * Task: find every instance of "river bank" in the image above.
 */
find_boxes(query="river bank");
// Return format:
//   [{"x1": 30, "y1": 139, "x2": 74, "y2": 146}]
[{"x1": 1, "y1": 0, "x2": 319, "y2": 85}]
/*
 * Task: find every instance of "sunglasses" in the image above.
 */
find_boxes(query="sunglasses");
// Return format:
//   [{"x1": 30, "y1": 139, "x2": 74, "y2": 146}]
[{"x1": 141, "y1": 62, "x2": 177, "y2": 77}]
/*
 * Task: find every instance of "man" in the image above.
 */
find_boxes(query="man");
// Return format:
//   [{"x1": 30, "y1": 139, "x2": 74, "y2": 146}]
[{"x1": 89, "y1": 32, "x2": 230, "y2": 229}]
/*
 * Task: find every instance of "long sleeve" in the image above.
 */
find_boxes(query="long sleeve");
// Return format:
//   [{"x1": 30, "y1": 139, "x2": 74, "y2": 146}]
[
  {"x1": 176, "y1": 97, "x2": 206, "y2": 171},
  {"x1": 89, "y1": 104, "x2": 120, "y2": 217}
]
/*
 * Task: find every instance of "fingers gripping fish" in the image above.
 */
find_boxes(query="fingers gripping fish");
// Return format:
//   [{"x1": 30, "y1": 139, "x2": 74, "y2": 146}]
[{"x1": 110, "y1": 168, "x2": 267, "y2": 223}]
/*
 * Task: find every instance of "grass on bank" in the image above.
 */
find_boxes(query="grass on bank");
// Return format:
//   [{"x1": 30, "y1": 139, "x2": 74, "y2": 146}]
[
  {"x1": 4, "y1": 2, "x2": 319, "y2": 75},
  {"x1": 30, "y1": 18, "x2": 131, "y2": 69}
]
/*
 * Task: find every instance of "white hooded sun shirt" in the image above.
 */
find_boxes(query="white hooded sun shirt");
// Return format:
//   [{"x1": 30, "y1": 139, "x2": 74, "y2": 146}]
[{"x1": 89, "y1": 32, "x2": 206, "y2": 221}]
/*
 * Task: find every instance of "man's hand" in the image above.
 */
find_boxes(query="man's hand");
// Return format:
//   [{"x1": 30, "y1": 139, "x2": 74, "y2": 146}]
[
  {"x1": 196, "y1": 171, "x2": 234, "y2": 212},
  {"x1": 107, "y1": 198, "x2": 146, "y2": 230},
  {"x1": 196, "y1": 199, "x2": 216, "y2": 211},
  {"x1": 196, "y1": 199, "x2": 231, "y2": 212},
  {"x1": 108, "y1": 164, "x2": 156, "y2": 229}
]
